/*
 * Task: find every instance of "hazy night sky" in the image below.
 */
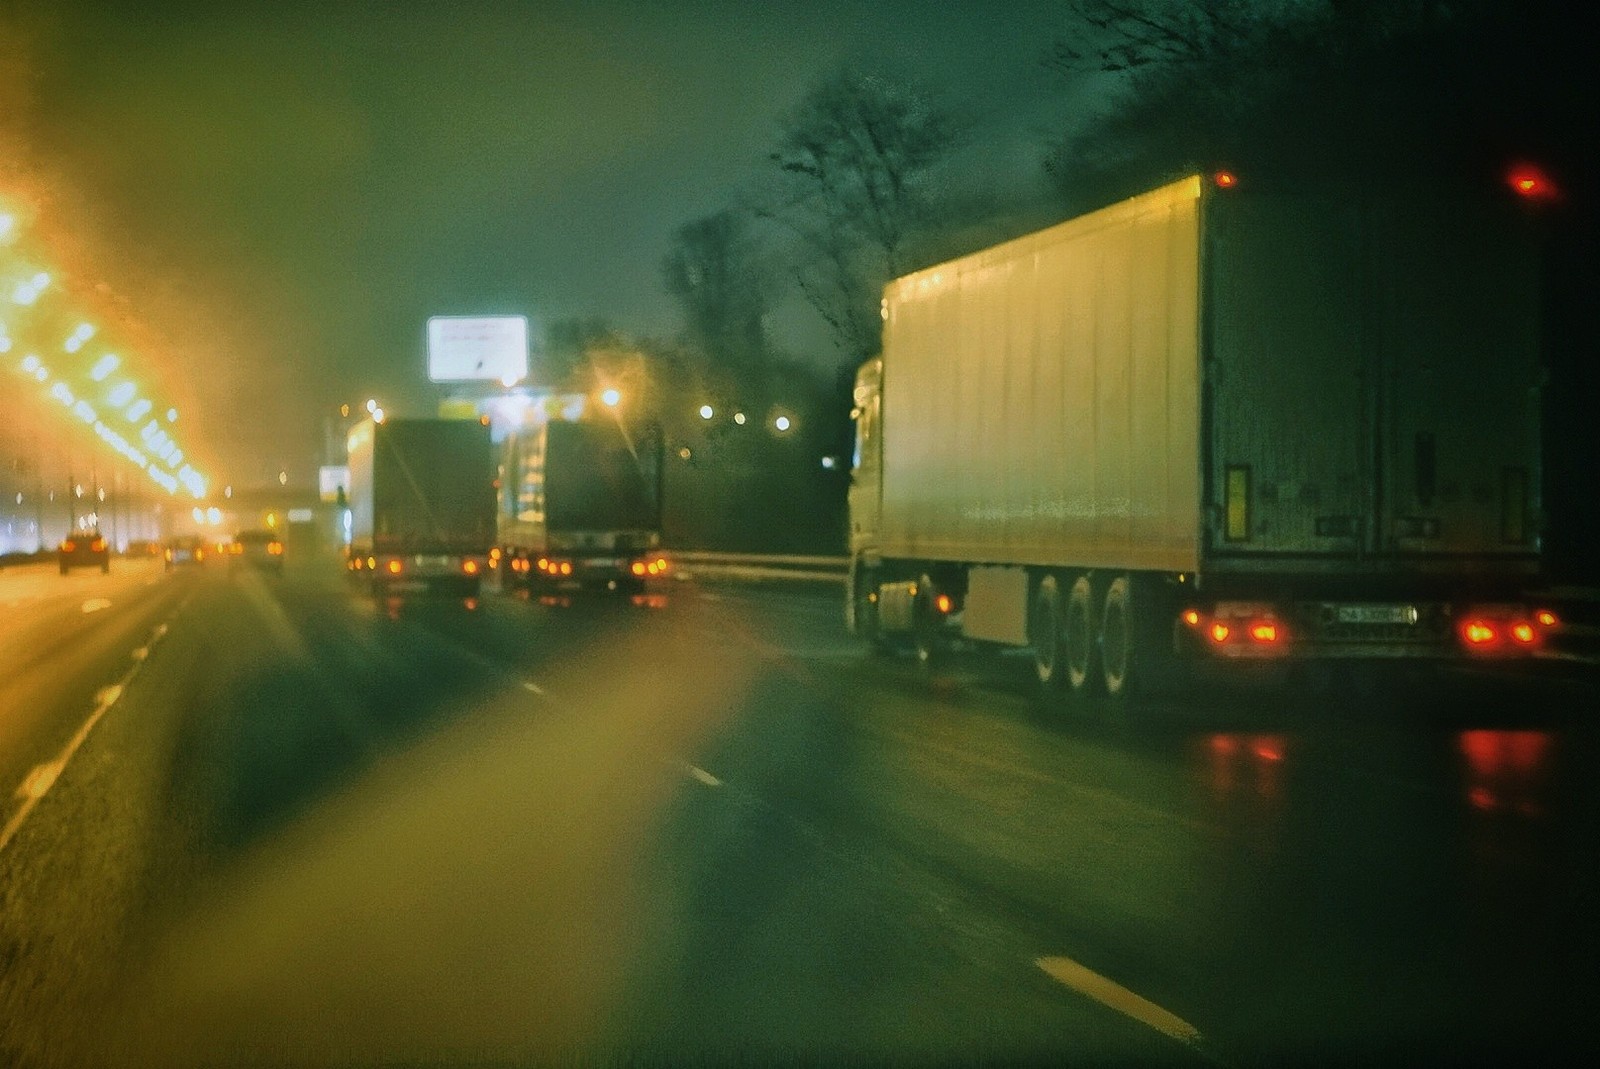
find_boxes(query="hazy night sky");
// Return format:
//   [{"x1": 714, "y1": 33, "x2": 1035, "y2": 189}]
[{"x1": 6, "y1": 0, "x2": 1087, "y2": 487}]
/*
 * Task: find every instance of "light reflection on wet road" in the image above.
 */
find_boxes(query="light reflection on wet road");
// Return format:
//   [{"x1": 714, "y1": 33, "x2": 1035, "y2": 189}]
[{"x1": 0, "y1": 560, "x2": 1595, "y2": 1066}]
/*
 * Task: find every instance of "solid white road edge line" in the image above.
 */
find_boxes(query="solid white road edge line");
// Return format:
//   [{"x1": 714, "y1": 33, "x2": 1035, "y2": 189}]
[{"x1": 0, "y1": 614, "x2": 175, "y2": 856}]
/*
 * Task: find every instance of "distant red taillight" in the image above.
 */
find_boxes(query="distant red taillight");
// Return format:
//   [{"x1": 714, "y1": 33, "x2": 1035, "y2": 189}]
[
  {"x1": 1461, "y1": 619, "x2": 1498, "y2": 646},
  {"x1": 1249, "y1": 621, "x2": 1280, "y2": 644},
  {"x1": 61, "y1": 540, "x2": 77, "y2": 552},
  {"x1": 462, "y1": 559, "x2": 479, "y2": 575},
  {"x1": 386, "y1": 559, "x2": 403, "y2": 575}
]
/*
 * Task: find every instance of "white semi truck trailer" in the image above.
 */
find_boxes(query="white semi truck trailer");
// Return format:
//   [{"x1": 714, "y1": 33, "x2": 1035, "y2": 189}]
[{"x1": 847, "y1": 172, "x2": 1555, "y2": 696}]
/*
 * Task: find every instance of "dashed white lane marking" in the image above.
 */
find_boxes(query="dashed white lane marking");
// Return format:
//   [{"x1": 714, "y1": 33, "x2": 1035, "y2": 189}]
[
  {"x1": 17, "y1": 761, "x2": 63, "y2": 800},
  {"x1": 1036, "y1": 956, "x2": 1204, "y2": 1049},
  {"x1": 0, "y1": 616, "x2": 175, "y2": 856},
  {"x1": 686, "y1": 764, "x2": 723, "y2": 788},
  {"x1": 81, "y1": 598, "x2": 112, "y2": 614},
  {"x1": 521, "y1": 681, "x2": 546, "y2": 695}
]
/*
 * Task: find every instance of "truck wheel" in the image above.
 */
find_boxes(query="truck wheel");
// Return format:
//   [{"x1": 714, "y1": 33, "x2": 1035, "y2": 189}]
[
  {"x1": 1064, "y1": 575, "x2": 1100, "y2": 694},
  {"x1": 1100, "y1": 576, "x2": 1135, "y2": 697},
  {"x1": 850, "y1": 565, "x2": 887, "y2": 651},
  {"x1": 1030, "y1": 575, "x2": 1067, "y2": 689}
]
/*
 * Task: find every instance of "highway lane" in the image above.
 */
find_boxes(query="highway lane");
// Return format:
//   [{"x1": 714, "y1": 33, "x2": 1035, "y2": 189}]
[
  {"x1": 0, "y1": 558, "x2": 187, "y2": 848},
  {"x1": 1, "y1": 561, "x2": 1596, "y2": 1065}
]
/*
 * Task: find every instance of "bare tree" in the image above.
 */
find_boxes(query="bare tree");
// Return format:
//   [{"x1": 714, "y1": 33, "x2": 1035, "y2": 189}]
[
  {"x1": 759, "y1": 68, "x2": 965, "y2": 364},
  {"x1": 1040, "y1": 0, "x2": 1502, "y2": 207},
  {"x1": 661, "y1": 208, "x2": 773, "y2": 375}
]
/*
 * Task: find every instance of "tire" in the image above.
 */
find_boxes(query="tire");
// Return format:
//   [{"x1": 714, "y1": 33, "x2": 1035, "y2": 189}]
[
  {"x1": 1100, "y1": 576, "x2": 1135, "y2": 698},
  {"x1": 1064, "y1": 574, "x2": 1100, "y2": 694},
  {"x1": 59, "y1": 562, "x2": 69, "y2": 576},
  {"x1": 1030, "y1": 575, "x2": 1067, "y2": 689},
  {"x1": 101, "y1": 560, "x2": 110, "y2": 574}
]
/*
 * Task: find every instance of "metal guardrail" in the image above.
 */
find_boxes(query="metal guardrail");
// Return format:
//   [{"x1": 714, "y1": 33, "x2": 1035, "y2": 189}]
[{"x1": 669, "y1": 551, "x2": 847, "y2": 583}]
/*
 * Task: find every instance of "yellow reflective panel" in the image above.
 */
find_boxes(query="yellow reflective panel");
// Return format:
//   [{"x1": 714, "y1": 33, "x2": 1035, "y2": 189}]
[{"x1": 1225, "y1": 466, "x2": 1251, "y2": 542}]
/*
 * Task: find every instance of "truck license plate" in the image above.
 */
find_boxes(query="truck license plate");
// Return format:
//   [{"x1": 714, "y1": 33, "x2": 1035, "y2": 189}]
[{"x1": 1336, "y1": 604, "x2": 1418, "y2": 625}]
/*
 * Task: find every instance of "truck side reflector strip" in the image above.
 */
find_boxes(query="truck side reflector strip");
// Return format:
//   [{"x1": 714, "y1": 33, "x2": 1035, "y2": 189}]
[{"x1": 1224, "y1": 465, "x2": 1250, "y2": 542}]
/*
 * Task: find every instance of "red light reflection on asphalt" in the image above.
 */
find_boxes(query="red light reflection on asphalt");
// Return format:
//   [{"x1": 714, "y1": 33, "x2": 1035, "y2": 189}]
[
  {"x1": 1203, "y1": 733, "x2": 1289, "y2": 799},
  {"x1": 1458, "y1": 730, "x2": 1553, "y2": 817}
]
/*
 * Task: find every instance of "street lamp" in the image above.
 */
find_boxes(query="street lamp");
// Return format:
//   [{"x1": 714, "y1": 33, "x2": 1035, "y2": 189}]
[
  {"x1": 601, "y1": 388, "x2": 622, "y2": 408},
  {"x1": 699, "y1": 404, "x2": 714, "y2": 420}
]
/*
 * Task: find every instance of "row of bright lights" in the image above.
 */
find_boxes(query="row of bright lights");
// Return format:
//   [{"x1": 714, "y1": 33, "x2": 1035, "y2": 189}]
[
  {"x1": 2, "y1": 203, "x2": 209, "y2": 500},
  {"x1": 697, "y1": 404, "x2": 791, "y2": 432}
]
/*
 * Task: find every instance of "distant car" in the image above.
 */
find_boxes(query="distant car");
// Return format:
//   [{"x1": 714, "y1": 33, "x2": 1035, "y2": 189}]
[
  {"x1": 164, "y1": 536, "x2": 209, "y2": 570},
  {"x1": 229, "y1": 529, "x2": 284, "y2": 574},
  {"x1": 122, "y1": 539, "x2": 162, "y2": 558},
  {"x1": 59, "y1": 532, "x2": 111, "y2": 575}
]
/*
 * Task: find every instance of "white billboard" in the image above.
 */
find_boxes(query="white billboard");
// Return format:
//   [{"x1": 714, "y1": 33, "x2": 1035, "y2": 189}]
[
  {"x1": 319, "y1": 465, "x2": 349, "y2": 503},
  {"x1": 426, "y1": 315, "x2": 529, "y2": 384}
]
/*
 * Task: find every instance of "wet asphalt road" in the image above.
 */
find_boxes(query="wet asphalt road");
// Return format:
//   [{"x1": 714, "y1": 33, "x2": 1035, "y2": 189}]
[{"x1": 1, "y1": 554, "x2": 1597, "y2": 1066}]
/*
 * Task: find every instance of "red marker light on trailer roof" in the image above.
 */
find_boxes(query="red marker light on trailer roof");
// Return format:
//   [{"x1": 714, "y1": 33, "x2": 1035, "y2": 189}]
[
  {"x1": 1213, "y1": 170, "x2": 1238, "y2": 189},
  {"x1": 1507, "y1": 164, "x2": 1556, "y2": 199}
]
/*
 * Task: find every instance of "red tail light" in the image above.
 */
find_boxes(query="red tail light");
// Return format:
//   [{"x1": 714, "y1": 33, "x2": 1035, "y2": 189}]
[
  {"x1": 386, "y1": 559, "x2": 403, "y2": 575},
  {"x1": 1209, "y1": 622, "x2": 1232, "y2": 644},
  {"x1": 631, "y1": 561, "x2": 647, "y2": 576},
  {"x1": 91, "y1": 539, "x2": 106, "y2": 552},
  {"x1": 1460, "y1": 619, "x2": 1498, "y2": 646},
  {"x1": 268, "y1": 542, "x2": 283, "y2": 555},
  {"x1": 935, "y1": 593, "x2": 954, "y2": 615},
  {"x1": 1248, "y1": 621, "x2": 1280, "y2": 644},
  {"x1": 462, "y1": 559, "x2": 479, "y2": 575},
  {"x1": 1535, "y1": 609, "x2": 1559, "y2": 629},
  {"x1": 61, "y1": 540, "x2": 77, "y2": 552}
]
